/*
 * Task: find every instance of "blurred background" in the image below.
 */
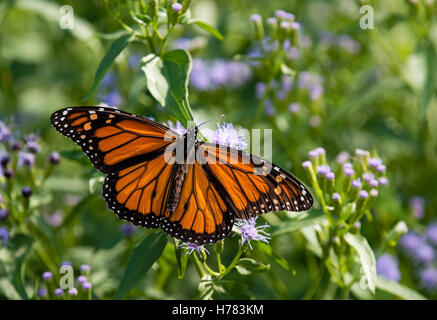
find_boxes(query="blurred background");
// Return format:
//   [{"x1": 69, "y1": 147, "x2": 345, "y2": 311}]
[{"x1": 1, "y1": 0, "x2": 437, "y2": 299}]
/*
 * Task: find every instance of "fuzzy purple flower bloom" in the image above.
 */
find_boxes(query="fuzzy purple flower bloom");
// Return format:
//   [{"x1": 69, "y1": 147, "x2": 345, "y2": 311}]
[
  {"x1": 370, "y1": 179, "x2": 379, "y2": 187},
  {"x1": 42, "y1": 271, "x2": 53, "y2": 280},
  {"x1": 325, "y1": 172, "x2": 335, "y2": 180},
  {"x1": 359, "y1": 190, "x2": 369, "y2": 199},
  {"x1": 54, "y1": 288, "x2": 64, "y2": 296},
  {"x1": 376, "y1": 254, "x2": 401, "y2": 282},
  {"x1": 379, "y1": 177, "x2": 388, "y2": 186},
  {"x1": 370, "y1": 189, "x2": 378, "y2": 197},
  {"x1": 250, "y1": 14, "x2": 261, "y2": 22},
  {"x1": 0, "y1": 227, "x2": 9, "y2": 246},
  {"x1": 309, "y1": 84, "x2": 324, "y2": 100},
  {"x1": 82, "y1": 282, "x2": 92, "y2": 290},
  {"x1": 368, "y1": 157, "x2": 382, "y2": 168},
  {"x1": 18, "y1": 152, "x2": 35, "y2": 167},
  {"x1": 352, "y1": 178, "x2": 362, "y2": 189},
  {"x1": 274, "y1": 10, "x2": 287, "y2": 19},
  {"x1": 80, "y1": 264, "x2": 91, "y2": 272},
  {"x1": 37, "y1": 288, "x2": 47, "y2": 297},
  {"x1": 419, "y1": 268, "x2": 437, "y2": 292},
  {"x1": 206, "y1": 122, "x2": 248, "y2": 151},
  {"x1": 49, "y1": 151, "x2": 61, "y2": 165},
  {"x1": 235, "y1": 217, "x2": 270, "y2": 249},
  {"x1": 362, "y1": 172, "x2": 374, "y2": 183},
  {"x1": 102, "y1": 91, "x2": 122, "y2": 107},
  {"x1": 377, "y1": 164, "x2": 386, "y2": 173},
  {"x1": 302, "y1": 161, "x2": 312, "y2": 168},
  {"x1": 77, "y1": 275, "x2": 87, "y2": 284},
  {"x1": 120, "y1": 223, "x2": 137, "y2": 237},
  {"x1": 400, "y1": 232, "x2": 424, "y2": 254},
  {"x1": 0, "y1": 209, "x2": 9, "y2": 221},
  {"x1": 255, "y1": 82, "x2": 267, "y2": 99},
  {"x1": 179, "y1": 242, "x2": 209, "y2": 257},
  {"x1": 344, "y1": 167, "x2": 354, "y2": 177},
  {"x1": 332, "y1": 193, "x2": 341, "y2": 201},
  {"x1": 264, "y1": 99, "x2": 275, "y2": 116},
  {"x1": 172, "y1": 2, "x2": 182, "y2": 12},
  {"x1": 68, "y1": 288, "x2": 78, "y2": 296},
  {"x1": 61, "y1": 261, "x2": 72, "y2": 267},
  {"x1": 288, "y1": 103, "x2": 299, "y2": 113},
  {"x1": 0, "y1": 121, "x2": 12, "y2": 143},
  {"x1": 425, "y1": 222, "x2": 437, "y2": 245},
  {"x1": 316, "y1": 165, "x2": 331, "y2": 176},
  {"x1": 413, "y1": 243, "x2": 435, "y2": 265},
  {"x1": 410, "y1": 197, "x2": 425, "y2": 220}
]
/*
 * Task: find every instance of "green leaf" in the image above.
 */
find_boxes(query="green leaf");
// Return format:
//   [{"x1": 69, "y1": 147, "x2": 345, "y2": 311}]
[
  {"x1": 197, "y1": 275, "x2": 214, "y2": 300},
  {"x1": 271, "y1": 209, "x2": 325, "y2": 236},
  {"x1": 235, "y1": 258, "x2": 270, "y2": 276},
  {"x1": 114, "y1": 232, "x2": 167, "y2": 299},
  {"x1": 10, "y1": 234, "x2": 34, "y2": 300},
  {"x1": 280, "y1": 63, "x2": 296, "y2": 77},
  {"x1": 189, "y1": 19, "x2": 224, "y2": 40},
  {"x1": 175, "y1": 242, "x2": 188, "y2": 279},
  {"x1": 83, "y1": 32, "x2": 133, "y2": 101},
  {"x1": 420, "y1": 43, "x2": 437, "y2": 120},
  {"x1": 59, "y1": 149, "x2": 90, "y2": 166},
  {"x1": 344, "y1": 233, "x2": 377, "y2": 294},
  {"x1": 141, "y1": 49, "x2": 194, "y2": 126},
  {"x1": 376, "y1": 275, "x2": 427, "y2": 300}
]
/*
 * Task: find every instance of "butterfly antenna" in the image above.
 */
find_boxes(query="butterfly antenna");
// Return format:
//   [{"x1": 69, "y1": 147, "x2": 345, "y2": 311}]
[{"x1": 197, "y1": 115, "x2": 225, "y2": 128}]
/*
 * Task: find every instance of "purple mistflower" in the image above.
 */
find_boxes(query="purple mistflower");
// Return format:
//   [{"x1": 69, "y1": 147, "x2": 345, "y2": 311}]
[
  {"x1": 338, "y1": 34, "x2": 360, "y2": 54},
  {"x1": 222, "y1": 61, "x2": 251, "y2": 88},
  {"x1": 190, "y1": 59, "x2": 211, "y2": 90},
  {"x1": 120, "y1": 223, "x2": 137, "y2": 237},
  {"x1": 207, "y1": 122, "x2": 248, "y2": 151},
  {"x1": 370, "y1": 189, "x2": 378, "y2": 197},
  {"x1": 290, "y1": 22, "x2": 300, "y2": 30},
  {"x1": 316, "y1": 165, "x2": 331, "y2": 176},
  {"x1": 82, "y1": 282, "x2": 92, "y2": 290},
  {"x1": 352, "y1": 178, "x2": 362, "y2": 189},
  {"x1": 61, "y1": 261, "x2": 72, "y2": 267},
  {"x1": 315, "y1": 147, "x2": 325, "y2": 155},
  {"x1": 425, "y1": 222, "x2": 437, "y2": 245},
  {"x1": 309, "y1": 84, "x2": 324, "y2": 100},
  {"x1": 26, "y1": 136, "x2": 40, "y2": 153},
  {"x1": 344, "y1": 167, "x2": 355, "y2": 177},
  {"x1": 80, "y1": 264, "x2": 91, "y2": 272},
  {"x1": 370, "y1": 179, "x2": 379, "y2": 187},
  {"x1": 0, "y1": 209, "x2": 9, "y2": 221},
  {"x1": 0, "y1": 121, "x2": 12, "y2": 142},
  {"x1": 0, "y1": 151, "x2": 10, "y2": 167},
  {"x1": 274, "y1": 10, "x2": 287, "y2": 19},
  {"x1": 179, "y1": 242, "x2": 209, "y2": 257},
  {"x1": 42, "y1": 271, "x2": 53, "y2": 280},
  {"x1": 355, "y1": 148, "x2": 370, "y2": 157},
  {"x1": 400, "y1": 232, "x2": 424, "y2": 254},
  {"x1": 336, "y1": 151, "x2": 350, "y2": 164},
  {"x1": 235, "y1": 217, "x2": 270, "y2": 249},
  {"x1": 343, "y1": 162, "x2": 353, "y2": 169},
  {"x1": 276, "y1": 89, "x2": 287, "y2": 100},
  {"x1": 282, "y1": 75, "x2": 293, "y2": 91},
  {"x1": 0, "y1": 227, "x2": 9, "y2": 246},
  {"x1": 267, "y1": 17, "x2": 277, "y2": 25},
  {"x1": 279, "y1": 21, "x2": 291, "y2": 30},
  {"x1": 362, "y1": 172, "x2": 374, "y2": 183},
  {"x1": 18, "y1": 152, "x2": 35, "y2": 167},
  {"x1": 302, "y1": 161, "x2": 312, "y2": 168},
  {"x1": 68, "y1": 288, "x2": 78, "y2": 296},
  {"x1": 264, "y1": 99, "x2": 275, "y2": 116},
  {"x1": 255, "y1": 82, "x2": 267, "y2": 99},
  {"x1": 379, "y1": 177, "x2": 388, "y2": 186},
  {"x1": 377, "y1": 164, "x2": 386, "y2": 173},
  {"x1": 308, "y1": 150, "x2": 318, "y2": 159},
  {"x1": 250, "y1": 14, "x2": 261, "y2": 22},
  {"x1": 261, "y1": 37, "x2": 279, "y2": 53},
  {"x1": 166, "y1": 120, "x2": 187, "y2": 136},
  {"x1": 410, "y1": 197, "x2": 425, "y2": 220},
  {"x1": 419, "y1": 268, "x2": 437, "y2": 292},
  {"x1": 54, "y1": 288, "x2": 64, "y2": 296},
  {"x1": 285, "y1": 13, "x2": 295, "y2": 21},
  {"x1": 332, "y1": 193, "x2": 341, "y2": 201},
  {"x1": 77, "y1": 275, "x2": 87, "y2": 284},
  {"x1": 100, "y1": 72, "x2": 116, "y2": 89},
  {"x1": 288, "y1": 47, "x2": 300, "y2": 59},
  {"x1": 368, "y1": 157, "x2": 382, "y2": 168},
  {"x1": 49, "y1": 151, "x2": 61, "y2": 165},
  {"x1": 102, "y1": 91, "x2": 122, "y2": 107},
  {"x1": 288, "y1": 103, "x2": 299, "y2": 113},
  {"x1": 376, "y1": 254, "x2": 401, "y2": 282},
  {"x1": 127, "y1": 53, "x2": 141, "y2": 69},
  {"x1": 37, "y1": 288, "x2": 47, "y2": 297},
  {"x1": 359, "y1": 190, "x2": 369, "y2": 199},
  {"x1": 326, "y1": 172, "x2": 335, "y2": 180},
  {"x1": 413, "y1": 244, "x2": 435, "y2": 264},
  {"x1": 45, "y1": 211, "x2": 63, "y2": 227},
  {"x1": 172, "y1": 2, "x2": 182, "y2": 12}
]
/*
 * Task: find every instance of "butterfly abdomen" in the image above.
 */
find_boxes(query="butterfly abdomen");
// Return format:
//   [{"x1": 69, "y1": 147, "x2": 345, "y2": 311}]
[{"x1": 167, "y1": 163, "x2": 189, "y2": 213}]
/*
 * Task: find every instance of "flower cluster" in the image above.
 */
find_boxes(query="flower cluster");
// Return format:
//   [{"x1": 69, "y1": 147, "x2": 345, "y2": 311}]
[
  {"x1": 319, "y1": 32, "x2": 361, "y2": 54},
  {"x1": 190, "y1": 59, "x2": 251, "y2": 92},
  {"x1": 37, "y1": 263, "x2": 93, "y2": 300},
  {"x1": 399, "y1": 223, "x2": 437, "y2": 292},
  {"x1": 302, "y1": 148, "x2": 388, "y2": 225},
  {"x1": 234, "y1": 217, "x2": 271, "y2": 250},
  {"x1": 0, "y1": 120, "x2": 60, "y2": 246}
]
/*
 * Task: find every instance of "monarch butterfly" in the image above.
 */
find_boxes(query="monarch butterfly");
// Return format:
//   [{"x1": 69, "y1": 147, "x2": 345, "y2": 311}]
[{"x1": 50, "y1": 106, "x2": 313, "y2": 245}]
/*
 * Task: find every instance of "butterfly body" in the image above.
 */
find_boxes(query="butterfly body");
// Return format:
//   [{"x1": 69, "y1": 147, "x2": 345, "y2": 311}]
[{"x1": 51, "y1": 106, "x2": 313, "y2": 245}]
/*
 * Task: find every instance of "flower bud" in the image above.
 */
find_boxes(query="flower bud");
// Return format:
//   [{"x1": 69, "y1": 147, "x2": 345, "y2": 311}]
[{"x1": 250, "y1": 14, "x2": 264, "y2": 41}]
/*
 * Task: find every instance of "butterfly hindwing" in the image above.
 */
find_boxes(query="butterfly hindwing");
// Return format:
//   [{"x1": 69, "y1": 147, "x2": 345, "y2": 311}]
[
  {"x1": 200, "y1": 142, "x2": 313, "y2": 220},
  {"x1": 162, "y1": 163, "x2": 234, "y2": 245}
]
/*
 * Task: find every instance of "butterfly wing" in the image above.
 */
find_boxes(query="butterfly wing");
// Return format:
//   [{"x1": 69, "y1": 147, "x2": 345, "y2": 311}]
[
  {"x1": 50, "y1": 106, "x2": 177, "y2": 173},
  {"x1": 200, "y1": 142, "x2": 313, "y2": 220},
  {"x1": 162, "y1": 162, "x2": 234, "y2": 245},
  {"x1": 51, "y1": 106, "x2": 179, "y2": 228}
]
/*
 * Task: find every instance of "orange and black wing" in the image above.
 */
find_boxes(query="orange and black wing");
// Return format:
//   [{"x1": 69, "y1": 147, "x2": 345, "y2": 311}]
[
  {"x1": 50, "y1": 106, "x2": 177, "y2": 173},
  {"x1": 50, "y1": 106, "x2": 179, "y2": 228},
  {"x1": 162, "y1": 163, "x2": 234, "y2": 244},
  {"x1": 200, "y1": 143, "x2": 313, "y2": 220},
  {"x1": 103, "y1": 152, "x2": 175, "y2": 228}
]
